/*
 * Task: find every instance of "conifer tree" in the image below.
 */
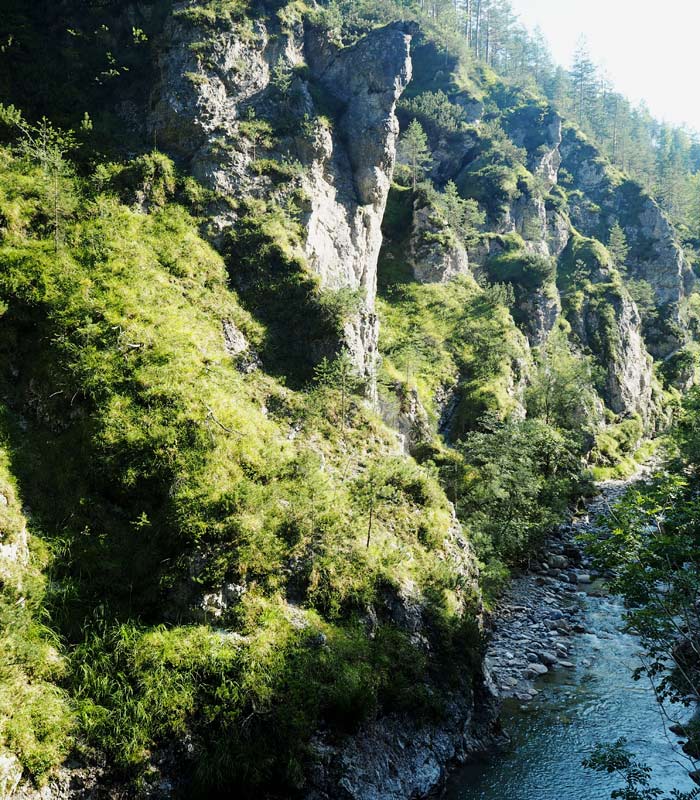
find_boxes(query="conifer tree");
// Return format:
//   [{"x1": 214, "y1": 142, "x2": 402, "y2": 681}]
[
  {"x1": 440, "y1": 180, "x2": 484, "y2": 249},
  {"x1": 399, "y1": 119, "x2": 433, "y2": 190},
  {"x1": 569, "y1": 38, "x2": 598, "y2": 128},
  {"x1": 608, "y1": 222, "x2": 629, "y2": 271}
]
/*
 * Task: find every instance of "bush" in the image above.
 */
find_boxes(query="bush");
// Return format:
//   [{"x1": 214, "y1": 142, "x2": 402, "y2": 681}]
[
  {"x1": 487, "y1": 250, "x2": 556, "y2": 289},
  {"x1": 399, "y1": 90, "x2": 465, "y2": 135}
]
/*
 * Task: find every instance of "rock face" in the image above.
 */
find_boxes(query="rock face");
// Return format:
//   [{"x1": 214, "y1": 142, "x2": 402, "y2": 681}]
[
  {"x1": 572, "y1": 284, "x2": 653, "y2": 418},
  {"x1": 302, "y1": 21, "x2": 415, "y2": 380},
  {"x1": 307, "y1": 691, "x2": 497, "y2": 800},
  {"x1": 409, "y1": 200, "x2": 470, "y2": 283},
  {"x1": 560, "y1": 126, "x2": 694, "y2": 357},
  {"x1": 151, "y1": 8, "x2": 416, "y2": 384},
  {"x1": 518, "y1": 286, "x2": 561, "y2": 347}
]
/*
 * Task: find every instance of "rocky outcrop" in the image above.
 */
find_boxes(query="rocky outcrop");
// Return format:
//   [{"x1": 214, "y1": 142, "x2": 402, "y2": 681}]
[
  {"x1": 302, "y1": 21, "x2": 415, "y2": 380},
  {"x1": 391, "y1": 384, "x2": 432, "y2": 454},
  {"x1": 306, "y1": 512, "x2": 496, "y2": 800},
  {"x1": 307, "y1": 690, "x2": 497, "y2": 800},
  {"x1": 409, "y1": 201, "x2": 470, "y2": 283},
  {"x1": 570, "y1": 283, "x2": 653, "y2": 419},
  {"x1": 150, "y1": 8, "x2": 415, "y2": 384},
  {"x1": 560, "y1": 126, "x2": 694, "y2": 357},
  {"x1": 518, "y1": 286, "x2": 561, "y2": 347}
]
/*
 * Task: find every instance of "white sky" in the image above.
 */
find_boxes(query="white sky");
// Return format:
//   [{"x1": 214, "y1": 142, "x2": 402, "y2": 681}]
[{"x1": 507, "y1": 0, "x2": 700, "y2": 132}]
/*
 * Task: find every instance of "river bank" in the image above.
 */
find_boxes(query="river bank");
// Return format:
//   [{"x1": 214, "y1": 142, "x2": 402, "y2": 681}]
[
  {"x1": 443, "y1": 467, "x2": 698, "y2": 800},
  {"x1": 480, "y1": 475, "x2": 640, "y2": 704}
]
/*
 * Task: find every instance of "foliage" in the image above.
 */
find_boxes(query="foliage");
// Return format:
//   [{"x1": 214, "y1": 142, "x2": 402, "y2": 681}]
[
  {"x1": 583, "y1": 739, "x2": 700, "y2": 800},
  {"x1": 626, "y1": 278, "x2": 658, "y2": 325},
  {"x1": 587, "y1": 389, "x2": 700, "y2": 713},
  {"x1": 239, "y1": 114, "x2": 274, "y2": 161},
  {"x1": 525, "y1": 324, "x2": 602, "y2": 435},
  {"x1": 0, "y1": 430, "x2": 73, "y2": 782},
  {"x1": 378, "y1": 275, "x2": 527, "y2": 434},
  {"x1": 0, "y1": 0, "x2": 693, "y2": 792},
  {"x1": 0, "y1": 106, "x2": 79, "y2": 249},
  {"x1": 457, "y1": 414, "x2": 583, "y2": 588},
  {"x1": 438, "y1": 180, "x2": 485, "y2": 248},
  {"x1": 0, "y1": 138, "x2": 484, "y2": 792},
  {"x1": 399, "y1": 90, "x2": 466, "y2": 135},
  {"x1": 398, "y1": 119, "x2": 433, "y2": 190},
  {"x1": 487, "y1": 249, "x2": 556, "y2": 290},
  {"x1": 102, "y1": 151, "x2": 177, "y2": 210},
  {"x1": 608, "y1": 222, "x2": 629, "y2": 270},
  {"x1": 69, "y1": 608, "x2": 435, "y2": 793},
  {"x1": 173, "y1": 0, "x2": 250, "y2": 27}
]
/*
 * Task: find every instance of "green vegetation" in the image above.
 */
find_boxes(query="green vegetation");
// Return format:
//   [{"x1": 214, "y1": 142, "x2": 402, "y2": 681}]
[
  {"x1": 0, "y1": 116, "x2": 484, "y2": 792},
  {"x1": 378, "y1": 275, "x2": 527, "y2": 432},
  {"x1": 584, "y1": 389, "x2": 700, "y2": 791},
  {"x1": 456, "y1": 415, "x2": 585, "y2": 593},
  {"x1": 607, "y1": 221, "x2": 629, "y2": 270},
  {"x1": 584, "y1": 740, "x2": 700, "y2": 800},
  {"x1": 397, "y1": 119, "x2": 433, "y2": 190},
  {"x1": 487, "y1": 250, "x2": 556, "y2": 290},
  {"x1": 173, "y1": 0, "x2": 251, "y2": 27},
  {"x1": 399, "y1": 90, "x2": 466, "y2": 135},
  {"x1": 0, "y1": 434, "x2": 73, "y2": 782},
  {"x1": 0, "y1": 0, "x2": 697, "y2": 795}
]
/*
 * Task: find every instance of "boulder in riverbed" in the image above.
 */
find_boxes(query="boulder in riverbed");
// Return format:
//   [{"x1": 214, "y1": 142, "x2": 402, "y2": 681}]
[{"x1": 538, "y1": 651, "x2": 559, "y2": 666}]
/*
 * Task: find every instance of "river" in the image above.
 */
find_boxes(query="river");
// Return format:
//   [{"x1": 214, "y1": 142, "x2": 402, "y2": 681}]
[{"x1": 444, "y1": 475, "x2": 698, "y2": 800}]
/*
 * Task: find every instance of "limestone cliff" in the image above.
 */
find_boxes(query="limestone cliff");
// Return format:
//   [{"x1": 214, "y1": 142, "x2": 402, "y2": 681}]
[
  {"x1": 560, "y1": 126, "x2": 694, "y2": 357},
  {"x1": 387, "y1": 56, "x2": 664, "y2": 429},
  {"x1": 151, "y1": 6, "x2": 416, "y2": 383},
  {"x1": 409, "y1": 198, "x2": 470, "y2": 283}
]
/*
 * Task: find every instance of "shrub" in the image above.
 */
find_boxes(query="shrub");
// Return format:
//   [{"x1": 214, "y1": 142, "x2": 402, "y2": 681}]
[{"x1": 487, "y1": 250, "x2": 556, "y2": 289}]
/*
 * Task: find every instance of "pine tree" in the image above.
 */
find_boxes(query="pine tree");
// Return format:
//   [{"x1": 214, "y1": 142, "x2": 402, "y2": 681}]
[
  {"x1": 608, "y1": 222, "x2": 629, "y2": 271},
  {"x1": 398, "y1": 119, "x2": 433, "y2": 190},
  {"x1": 569, "y1": 38, "x2": 598, "y2": 129},
  {"x1": 0, "y1": 106, "x2": 78, "y2": 251},
  {"x1": 440, "y1": 180, "x2": 484, "y2": 249}
]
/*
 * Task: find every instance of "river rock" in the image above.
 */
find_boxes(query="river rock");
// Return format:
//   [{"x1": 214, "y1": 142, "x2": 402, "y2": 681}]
[{"x1": 537, "y1": 651, "x2": 559, "y2": 667}]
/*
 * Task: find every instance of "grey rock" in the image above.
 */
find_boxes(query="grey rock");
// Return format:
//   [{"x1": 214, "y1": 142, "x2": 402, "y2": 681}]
[
  {"x1": 537, "y1": 651, "x2": 559, "y2": 667},
  {"x1": 547, "y1": 554, "x2": 568, "y2": 570},
  {"x1": 409, "y1": 200, "x2": 470, "y2": 283},
  {"x1": 151, "y1": 12, "x2": 417, "y2": 388}
]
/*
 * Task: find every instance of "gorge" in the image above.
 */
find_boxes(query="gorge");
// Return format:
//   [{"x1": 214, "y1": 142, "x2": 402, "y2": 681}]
[{"x1": 0, "y1": 1, "x2": 699, "y2": 799}]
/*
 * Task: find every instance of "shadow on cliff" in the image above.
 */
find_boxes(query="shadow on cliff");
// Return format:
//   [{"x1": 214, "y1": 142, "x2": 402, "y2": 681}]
[{"x1": 223, "y1": 207, "x2": 347, "y2": 388}]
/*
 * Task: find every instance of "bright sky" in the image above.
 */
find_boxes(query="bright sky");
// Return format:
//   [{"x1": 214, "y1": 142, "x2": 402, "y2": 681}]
[{"x1": 507, "y1": 0, "x2": 700, "y2": 132}]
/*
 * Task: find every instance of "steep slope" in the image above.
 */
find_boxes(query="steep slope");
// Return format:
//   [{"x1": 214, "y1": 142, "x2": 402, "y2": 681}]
[
  {"x1": 560, "y1": 125, "x2": 695, "y2": 358},
  {"x1": 150, "y1": 6, "x2": 416, "y2": 387},
  {"x1": 0, "y1": 101, "x2": 488, "y2": 800},
  {"x1": 379, "y1": 48, "x2": 682, "y2": 457},
  {"x1": 0, "y1": 2, "x2": 698, "y2": 799}
]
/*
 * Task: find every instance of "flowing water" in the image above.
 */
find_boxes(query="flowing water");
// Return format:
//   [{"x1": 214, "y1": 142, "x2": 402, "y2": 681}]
[{"x1": 444, "y1": 479, "x2": 698, "y2": 800}]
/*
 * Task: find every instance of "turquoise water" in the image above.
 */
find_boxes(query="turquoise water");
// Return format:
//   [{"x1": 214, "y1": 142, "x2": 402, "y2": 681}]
[{"x1": 444, "y1": 592, "x2": 697, "y2": 800}]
